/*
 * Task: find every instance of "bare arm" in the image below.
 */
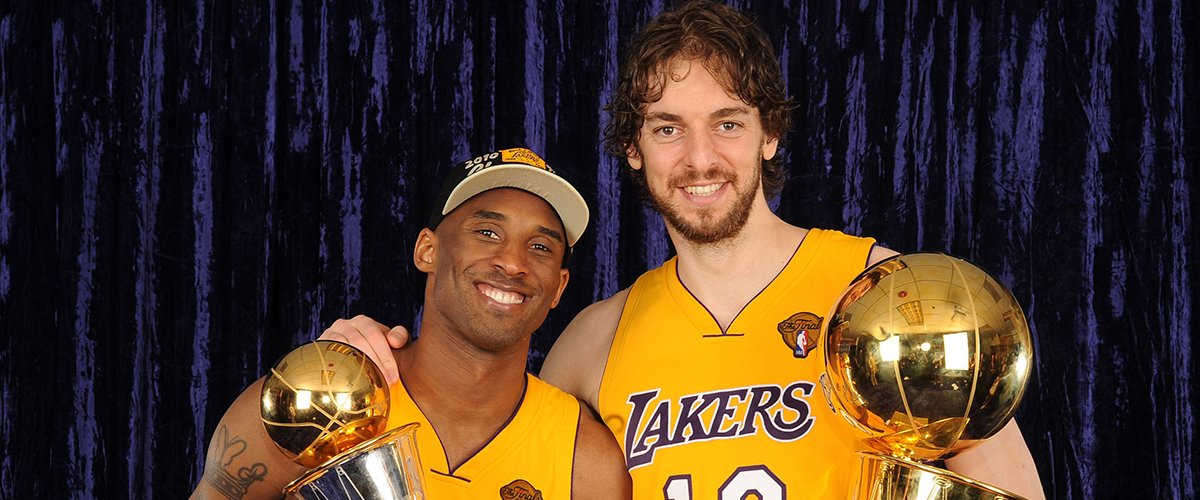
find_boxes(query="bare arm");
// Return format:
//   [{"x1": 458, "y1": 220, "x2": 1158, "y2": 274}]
[
  {"x1": 571, "y1": 404, "x2": 632, "y2": 499},
  {"x1": 539, "y1": 289, "x2": 628, "y2": 412},
  {"x1": 945, "y1": 419, "x2": 1045, "y2": 499},
  {"x1": 190, "y1": 379, "x2": 308, "y2": 500}
]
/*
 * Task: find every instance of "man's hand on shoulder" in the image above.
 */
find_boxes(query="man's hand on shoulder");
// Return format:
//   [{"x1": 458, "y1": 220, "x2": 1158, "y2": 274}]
[{"x1": 318, "y1": 315, "x2": 408, "y2": 385}]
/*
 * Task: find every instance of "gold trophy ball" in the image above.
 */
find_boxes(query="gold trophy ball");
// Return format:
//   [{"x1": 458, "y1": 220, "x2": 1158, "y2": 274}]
[
  {"x1": 823, "y1": 253, "x2": 1034, "y2": 461},
  {"x1": 260, "y1": 340, "x2": 390, "y2": 468}
]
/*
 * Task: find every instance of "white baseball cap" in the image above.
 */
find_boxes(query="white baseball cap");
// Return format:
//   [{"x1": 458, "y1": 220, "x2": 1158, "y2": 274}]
[{"x1": 427, "y1": 147, "x2": 589, "y2": 247}]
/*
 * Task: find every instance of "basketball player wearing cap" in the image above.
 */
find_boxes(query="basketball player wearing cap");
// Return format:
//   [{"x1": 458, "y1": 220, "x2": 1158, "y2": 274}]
[
  {"x1": 192, "y1": 148, "x2": 631, "y2": 499},
  {"x1": 328, "y1": 2, "x2": 1045, "y2": 499}
]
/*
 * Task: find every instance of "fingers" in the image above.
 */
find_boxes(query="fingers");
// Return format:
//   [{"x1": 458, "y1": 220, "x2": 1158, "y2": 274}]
[
  {"x1": 386, "y1": 326, "x2": 411, "y2": 349},
  {"x1": 318, "y1": 315, "x2": 400, "y2": 386}
]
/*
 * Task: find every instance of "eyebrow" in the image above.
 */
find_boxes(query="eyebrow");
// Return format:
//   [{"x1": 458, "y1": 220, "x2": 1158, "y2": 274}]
[
  {"x1": 644, "y1": 111, "x2": 683, "y2": 123},
  {"x1": 471, "y1": 210, "x2": 506, "y2": 222},
  {"x1": 643, "y1": 106, "x2": 751, "y2": 124},
  {"x1": 471, "y1": 210, "x2": 565, "y2": 244},
  {"x1": 711, "y1": 106, "x2": 751, "y2": 119},
  {"x1": 536, "y1": 226, "x2": 565, "y2": 244}
]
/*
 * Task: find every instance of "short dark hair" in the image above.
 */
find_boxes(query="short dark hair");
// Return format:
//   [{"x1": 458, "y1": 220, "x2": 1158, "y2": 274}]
[{"x1": 604, "y1": 0, "x2": 793, "y2": 202}]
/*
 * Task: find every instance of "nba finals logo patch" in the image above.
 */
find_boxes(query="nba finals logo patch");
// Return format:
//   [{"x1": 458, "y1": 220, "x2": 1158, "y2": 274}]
[
  {"x1": 500, "y1": 479, "x2": 543, "y2": 500},
  {"x1": 778, "y1": 312, "x2": 822, "y2": 358}
]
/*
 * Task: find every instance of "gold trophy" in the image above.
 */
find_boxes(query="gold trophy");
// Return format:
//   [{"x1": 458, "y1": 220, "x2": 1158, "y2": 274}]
[
  {"x1": 260, "y1": 340, "x2": 426, "y2": 499},
  {"x1": 823, "y1": 253, "x2": 1034, "y2": 499}
]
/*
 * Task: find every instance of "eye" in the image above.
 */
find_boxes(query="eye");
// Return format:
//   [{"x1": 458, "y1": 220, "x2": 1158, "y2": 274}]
[
  {"x1": 655, "y1": 126, "x2": 678, "y2": 137},
  {"x1": 531, "y1": 237, "x2": 563, "y2": 254},
  {"x1": 476, "y1": 228, "x2": 500, "y2": 239},
  {"x1": 718, "y1": 122, "x2": 742, "y2": 132}
]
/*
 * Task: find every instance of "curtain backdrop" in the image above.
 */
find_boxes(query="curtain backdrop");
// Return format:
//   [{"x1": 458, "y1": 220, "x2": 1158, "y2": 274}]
[{"x1": 1, "y1": 0, "x2": 1195, "y2": 498}]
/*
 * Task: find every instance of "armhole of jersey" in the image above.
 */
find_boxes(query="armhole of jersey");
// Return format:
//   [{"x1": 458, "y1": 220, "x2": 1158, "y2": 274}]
[
  {"x1": 595, "y1": 282, "x2": 641, "y2": 418},
  {"x1": 569, "y1": 400, "x2": 584, "y2": 499},
  {"x1": 812, "y1": 230, "x2": 878, "y2": 284},
  {"x1": 570, "y1": 410, "x2": 578, "y2": 500},
  {"x1": 828, "y1": 230, "x2": 878, "y2": 271}
]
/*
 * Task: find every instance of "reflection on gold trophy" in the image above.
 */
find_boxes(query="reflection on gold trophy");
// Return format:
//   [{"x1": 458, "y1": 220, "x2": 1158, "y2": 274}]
[
  {"x1": 823, "y1": 253, "x2": 1034, "y2": 499},
  {"x1": 260, "y1": 340, "x2": 426, "y2": 499}
]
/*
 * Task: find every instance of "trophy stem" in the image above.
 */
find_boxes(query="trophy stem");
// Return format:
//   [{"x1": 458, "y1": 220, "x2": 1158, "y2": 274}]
[
  {"x1": 284, "y1": 422, "x2": 426, "y2": 499},
  {"x1": 854, "y1": 452, "x2": 1026, "y2": 500}
]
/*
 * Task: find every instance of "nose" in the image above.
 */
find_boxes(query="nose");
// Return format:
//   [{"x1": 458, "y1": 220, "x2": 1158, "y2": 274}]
[
  {"x1": 491, "y1": 239, "x2": 528, "y2": 277},
  {"x1": 683, "y1": 128, "x2": 719, "y2": 171}
]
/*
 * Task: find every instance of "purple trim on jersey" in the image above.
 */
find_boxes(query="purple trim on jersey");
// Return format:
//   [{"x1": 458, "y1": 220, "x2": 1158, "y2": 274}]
[
  {"x1": 673, "y1": 232, "x2": 808, "y2": 335},
  {"x1": 449, "y1": 374, "x2": 530, "y2": 475},
  {"x1": 569, "y1": 401, "x2": 584, "y2": 499},
  {"x1": 594, "y1": 290, "x2": 633, "y2": 422},
  {"x1": 701, "y1": 332, "x2": 744, "y2": 338},
  {"x1": 429, "y1": 469, "x2": 473, "y2": 483},
  {"x1": 398, "y1": 370, "x2": 530, "y2": 478}
]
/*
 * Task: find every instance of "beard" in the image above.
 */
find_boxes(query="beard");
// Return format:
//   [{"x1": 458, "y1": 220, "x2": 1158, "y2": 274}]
[{"x1": 649, "y1": 162, "x2": 761, "y2": 245}]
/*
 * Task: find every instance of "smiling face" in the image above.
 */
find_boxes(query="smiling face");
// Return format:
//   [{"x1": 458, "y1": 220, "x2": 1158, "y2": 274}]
[
  {"x1": 416, "y1": 188, "x2": 570, "y2": 353},
  {"x1": 628, "y1": 58, "x2": 779, "y2": 245}
]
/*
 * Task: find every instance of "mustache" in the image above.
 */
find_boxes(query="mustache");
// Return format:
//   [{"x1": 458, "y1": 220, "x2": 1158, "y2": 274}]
[{"x1": 669, "y1": 167, "x2": 737, "y2": 186}]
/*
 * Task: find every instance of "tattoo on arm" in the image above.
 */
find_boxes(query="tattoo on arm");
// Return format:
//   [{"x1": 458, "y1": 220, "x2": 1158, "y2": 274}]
[{"x1": 203, "y1": 426, "x2": 269, "y2": 499}]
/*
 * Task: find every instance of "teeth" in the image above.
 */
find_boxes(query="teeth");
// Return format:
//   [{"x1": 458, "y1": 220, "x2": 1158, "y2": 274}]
[
  {"x1": 683, "y1": 183, "x2": 722, "y2": 196},
  {"x1": 483, "y1": 287, "x2": 525, "y2": 304}
]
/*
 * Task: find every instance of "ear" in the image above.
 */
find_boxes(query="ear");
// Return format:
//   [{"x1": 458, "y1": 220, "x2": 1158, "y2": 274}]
[
  {"x1": 548, "y1": 269, "x2": 570, "y2": 309},
  {"x1": 626, "y1": 144, "x2": 644, "y2": 170},
  {"x1": 413, "y1": 228, "x2": 436, "y2": 272},
  {"x1": 762, "y1": 136, "x2": 779, "y2": 161}
]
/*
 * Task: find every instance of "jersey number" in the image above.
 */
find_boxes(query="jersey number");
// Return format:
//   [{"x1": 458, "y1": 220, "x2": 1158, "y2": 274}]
[{"x1": 664, "y1": 465, "x2": 785, "y2": 500}]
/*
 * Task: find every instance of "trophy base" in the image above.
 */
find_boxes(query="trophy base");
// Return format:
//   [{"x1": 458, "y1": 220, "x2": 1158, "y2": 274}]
[
  {"x1": 285, "y1": 423, "x2": 425, "y2": 500},
  {"x1": 853, "y1": 451, "x2": 1026, "y2": 500}
]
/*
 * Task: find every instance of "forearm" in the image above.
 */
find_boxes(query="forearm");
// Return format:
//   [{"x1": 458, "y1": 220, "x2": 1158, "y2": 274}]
[{"x1": 944, "y1": 419, "x2": 1045, "y2": 500}]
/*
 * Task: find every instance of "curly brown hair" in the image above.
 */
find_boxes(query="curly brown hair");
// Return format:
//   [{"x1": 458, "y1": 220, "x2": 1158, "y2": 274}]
[{"x1": 604, "y1": 0, "x2": 793, "y2": 202}]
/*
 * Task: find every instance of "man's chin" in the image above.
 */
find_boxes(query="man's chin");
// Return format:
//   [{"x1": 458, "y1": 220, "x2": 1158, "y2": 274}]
[
  {"x1": 658, "y1": 194, "x2": 754, "y2": 245},
  {"x1": 669, "y1": 219, "x2": 745, "y2": 245}
]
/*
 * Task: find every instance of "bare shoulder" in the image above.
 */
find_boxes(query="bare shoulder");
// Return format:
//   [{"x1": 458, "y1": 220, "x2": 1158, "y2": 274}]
[
  {"x1": 571, "y1": 404, "x2": 632, "y2": 500},
  {"x1": 540, "y1": 288, "x2": 630, "y2": 409}
]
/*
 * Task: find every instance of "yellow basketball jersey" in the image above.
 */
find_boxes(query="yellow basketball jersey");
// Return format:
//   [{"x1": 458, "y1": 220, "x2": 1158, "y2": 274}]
[
  {"x1": 385, "y1": 373, "x2": 579, "y2": 499},
  {"x1": 598, "y1": 228, "x2": 876, "y2": 499}
]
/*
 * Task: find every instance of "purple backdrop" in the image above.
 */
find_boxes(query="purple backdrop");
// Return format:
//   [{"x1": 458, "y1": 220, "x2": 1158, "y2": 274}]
[{"x1": 0, "y1": 0, "x2": 1196, "y2": 497}]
